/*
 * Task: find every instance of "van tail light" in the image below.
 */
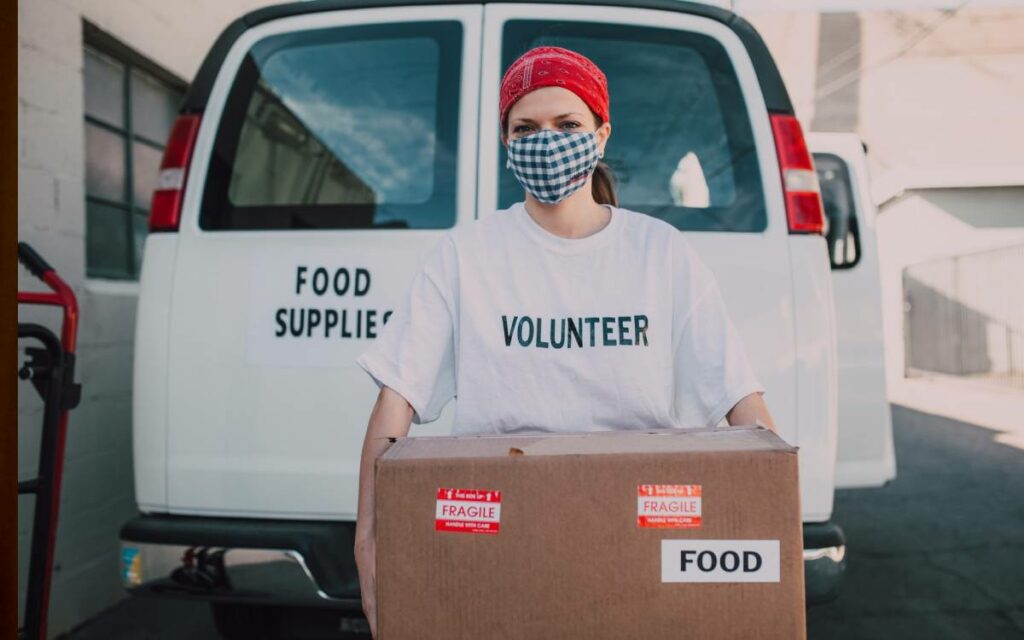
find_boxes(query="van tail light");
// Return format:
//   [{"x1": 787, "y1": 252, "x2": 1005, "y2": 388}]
[
  {"x1": 769, "y1": 113, "x2": 825, "y2": 235},
  {"x1": 149, "y1": 114, "x2": 201, "y2": 232}
]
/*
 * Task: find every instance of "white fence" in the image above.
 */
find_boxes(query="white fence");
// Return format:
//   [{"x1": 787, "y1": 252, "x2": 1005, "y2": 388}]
[{"x1": 903, "y1": 243, "x2": 1024, "y2": 389}]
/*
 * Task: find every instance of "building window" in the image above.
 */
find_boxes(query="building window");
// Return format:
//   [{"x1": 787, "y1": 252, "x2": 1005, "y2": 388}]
[{"x1": 83, "y1": 32, "x2": 185, "y2": 280}]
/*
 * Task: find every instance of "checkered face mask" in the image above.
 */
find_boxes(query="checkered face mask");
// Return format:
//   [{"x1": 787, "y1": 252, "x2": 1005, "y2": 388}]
[{"x1": 505, "y1": 129, "x2": 601, "y2": 204}]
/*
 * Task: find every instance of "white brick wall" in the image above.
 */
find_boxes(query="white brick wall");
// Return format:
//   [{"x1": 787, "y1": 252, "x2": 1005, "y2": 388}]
[{"x1": 17, "y1": 0, "x2": 278, "y2": 636}]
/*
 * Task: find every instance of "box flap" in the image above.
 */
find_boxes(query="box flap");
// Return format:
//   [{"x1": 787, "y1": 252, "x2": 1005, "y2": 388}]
[{"x1": 381, "y1": 425, "x2": 795, "y2": 461}]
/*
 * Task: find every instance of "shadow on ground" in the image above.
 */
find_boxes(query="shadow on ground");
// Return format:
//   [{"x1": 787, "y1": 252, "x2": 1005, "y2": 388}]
[
  {"x1": 62, "y1": 402, "x2": 1024, "y2": 639},
  {"x1": 808, "y1": 403, "x2": 1024, "y2": 639}
]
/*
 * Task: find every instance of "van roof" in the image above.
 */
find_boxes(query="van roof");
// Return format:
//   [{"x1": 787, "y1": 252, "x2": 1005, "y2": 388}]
[{"x1": 181, "y1": 0, "x2": 793, "y2": 116}]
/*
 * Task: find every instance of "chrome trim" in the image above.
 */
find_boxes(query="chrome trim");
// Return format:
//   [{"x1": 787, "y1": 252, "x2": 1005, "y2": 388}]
[
  {"x1": 120, "y1": 541, "x2": 348, "y2": 605},
  {"x1": 803, "y1": 543, "x2": 847, "y2": 604},
  {"x1": 803, "y1": 545, "x2": 846, "y2": 564},
  {"x1": 284, "y1": 549, "x2": 337, "y2": 602}
]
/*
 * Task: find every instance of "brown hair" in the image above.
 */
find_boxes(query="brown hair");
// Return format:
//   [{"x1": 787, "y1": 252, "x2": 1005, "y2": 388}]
[
  {"x1": 503, "y1": 109, "x2": 618, "y2": 207},
  {"x1": 589, "y1": 114, "x2": 618, "y2": 207}
]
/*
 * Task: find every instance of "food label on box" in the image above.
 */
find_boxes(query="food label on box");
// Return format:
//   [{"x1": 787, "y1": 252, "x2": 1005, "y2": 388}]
[
  {"x1": 661, "y1": 540, "x2": 781, "y2": 583},
  {"x1": 637, "y1": 484, "x2": 702, "y2": 528},
  {"x1": 435, "y1": 487, "x2": 502, "y2": 534}
]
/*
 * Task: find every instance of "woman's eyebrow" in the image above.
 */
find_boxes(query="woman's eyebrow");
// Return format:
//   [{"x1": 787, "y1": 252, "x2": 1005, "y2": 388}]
[{"x1": 512, "y1": 112, "x2": 584, "y2": 123}]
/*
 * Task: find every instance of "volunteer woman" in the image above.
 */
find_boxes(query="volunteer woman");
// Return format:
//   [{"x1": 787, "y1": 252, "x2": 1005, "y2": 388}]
[{"x1": 352, "y1": 46, "x2": 777, "y2": 635}]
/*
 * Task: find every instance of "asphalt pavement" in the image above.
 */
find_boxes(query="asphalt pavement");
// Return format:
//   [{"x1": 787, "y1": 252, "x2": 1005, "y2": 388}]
[
  {"x1": 61, "y1": 400, "x2": 1024, "y2": 640},
  {"x1": 807, "y1": 403, "x2": 1024, "y2": 639}
]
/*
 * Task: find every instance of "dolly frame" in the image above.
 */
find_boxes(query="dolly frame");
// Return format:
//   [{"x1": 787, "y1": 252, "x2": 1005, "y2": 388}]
[{"x1": 17, "y1": 242, "x2": 82, "y2": 640}]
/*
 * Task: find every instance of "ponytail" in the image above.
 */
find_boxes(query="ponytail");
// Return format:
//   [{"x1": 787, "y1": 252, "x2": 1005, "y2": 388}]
[
  {"x1": 591, "y1": 161, "x2": 617, "y2": 207},
  {"x1": 590, "y1": 114, "x2": 618, "y2": 206}
]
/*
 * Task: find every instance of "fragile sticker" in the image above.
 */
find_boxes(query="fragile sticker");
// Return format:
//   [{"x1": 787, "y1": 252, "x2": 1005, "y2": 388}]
[
  {"x1": 435, "y1": 487, "x2": 502, "y2": 534},
  {"x1": 637, "y1": 484, "x2": 702, "y2": 529}
]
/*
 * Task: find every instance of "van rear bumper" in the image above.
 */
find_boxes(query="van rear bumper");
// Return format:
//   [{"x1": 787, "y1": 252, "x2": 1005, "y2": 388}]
[
  {"x1": 120, "y1": 514, "x2": 845, "y2": 608},
  {"x1": 119, "y1": 514, "x2": 361, "y2": 609}
]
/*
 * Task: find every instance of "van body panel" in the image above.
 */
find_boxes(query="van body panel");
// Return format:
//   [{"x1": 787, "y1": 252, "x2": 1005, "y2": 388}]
[
  {"x1": 481, "y1": 4, "x2": 834, "y2": 521},
  {"x1": 162, "y1": 5, "x2": 482, "y2": 517},
  {"x1": 808, "y1": 132, "x2": 896, "y2": 489},
  {"x1": 132, "y1": 234, "x2": 179, "y2": 511},
  {"x1": 787, "y1": 236, "x2": 839, "y2": 521}
]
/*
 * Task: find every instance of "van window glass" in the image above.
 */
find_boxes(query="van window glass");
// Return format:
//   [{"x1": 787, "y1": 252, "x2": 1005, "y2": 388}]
[
  {"x1": 499, "y1": 21, "x2": 765, "y2": 232},
  {"x1": 200, "y1": 22, "x2": 462, "y2": 230},
  {"x1": 83, "y1": 45, "x2": 184, "y2": 280}
]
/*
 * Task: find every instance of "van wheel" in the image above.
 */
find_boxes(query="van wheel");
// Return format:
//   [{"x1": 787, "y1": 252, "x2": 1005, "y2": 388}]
[{"x1": 210, "y1": 603, "x2": 284, "y2": 640}]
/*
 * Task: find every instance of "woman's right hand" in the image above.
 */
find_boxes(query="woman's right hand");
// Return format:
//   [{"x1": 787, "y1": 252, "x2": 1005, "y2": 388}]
[
  {"x1": 354, "y1": 385, "x2": 415, "y2": 639},
  {"x1": 354, "y1": 528, "x2": 377, "y2": 638}
]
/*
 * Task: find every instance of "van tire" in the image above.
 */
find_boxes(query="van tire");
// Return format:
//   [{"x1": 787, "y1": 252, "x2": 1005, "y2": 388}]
[{"x1": 210, "y1": 603, "x2": 284, "y2": 640}]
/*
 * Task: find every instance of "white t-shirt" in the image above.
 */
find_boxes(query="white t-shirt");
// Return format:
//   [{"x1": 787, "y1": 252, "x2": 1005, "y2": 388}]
[{"x1": 355, "y1": 200, "x2": 765, "y2": 435}]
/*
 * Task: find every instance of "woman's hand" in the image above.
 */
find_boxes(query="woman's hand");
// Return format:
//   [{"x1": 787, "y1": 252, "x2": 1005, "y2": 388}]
[
  {"x1": 726, "y1": 391, "x2": 778, "y2": 433},
  {"x1": 354, "y1": 527, "x2": 377, "y2": 637}
]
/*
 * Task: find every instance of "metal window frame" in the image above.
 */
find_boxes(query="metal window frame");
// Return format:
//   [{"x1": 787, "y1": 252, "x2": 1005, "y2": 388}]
[{"x1": 82, "y1": 20, "x2": 187, "y2": 280}]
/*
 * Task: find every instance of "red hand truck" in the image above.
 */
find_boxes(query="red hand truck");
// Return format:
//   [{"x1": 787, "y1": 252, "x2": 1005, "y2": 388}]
[{"x1": 17, "y1": 242, "x2": 82, "y2": 640}]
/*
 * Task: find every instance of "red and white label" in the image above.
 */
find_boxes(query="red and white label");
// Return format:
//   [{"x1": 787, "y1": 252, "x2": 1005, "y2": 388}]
[
  {"x1": 435, "y1": 487, "x2": 502, "y2": 534},
  {"x1": 637, "y1": 484, "x2": 702, "y2": 529}
]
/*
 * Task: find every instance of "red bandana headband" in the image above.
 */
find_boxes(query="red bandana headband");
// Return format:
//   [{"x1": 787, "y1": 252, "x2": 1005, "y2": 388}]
[{"x1": 499, "y1": 46, "x2": 610, "y2": 143}]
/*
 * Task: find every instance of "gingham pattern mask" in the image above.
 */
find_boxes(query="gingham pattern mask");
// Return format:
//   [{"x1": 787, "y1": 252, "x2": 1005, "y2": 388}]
[{"x1": 505, "y1": 129, "x2": 602, "y2": 204}]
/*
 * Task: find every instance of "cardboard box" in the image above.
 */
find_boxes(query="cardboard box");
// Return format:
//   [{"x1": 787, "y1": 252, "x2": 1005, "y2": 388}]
[{"x1": 375, "y1": 426, "x2": 805, "y2": 639}]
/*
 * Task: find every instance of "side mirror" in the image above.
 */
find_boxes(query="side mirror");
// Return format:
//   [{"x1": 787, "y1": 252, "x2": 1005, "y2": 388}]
[
  {"x1": 828, "y1": 210, "x2": 860, "y2": 269},
  {"x1": 812, "y1": 153, "x2": 861, "y2": 270}
]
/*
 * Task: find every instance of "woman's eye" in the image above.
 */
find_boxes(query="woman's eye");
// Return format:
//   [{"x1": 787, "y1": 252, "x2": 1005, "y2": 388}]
[{"x1": 512, "y1": 122, "x2": 578, "y2": 133}]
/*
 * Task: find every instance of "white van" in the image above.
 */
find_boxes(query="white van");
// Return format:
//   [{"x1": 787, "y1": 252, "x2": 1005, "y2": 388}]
[
  {"x1": 119, "y1": 1, "x2": 894, "y2": 635},
  {"x1": 808, "y1": 132, "x2": 896, "y2": 492}
]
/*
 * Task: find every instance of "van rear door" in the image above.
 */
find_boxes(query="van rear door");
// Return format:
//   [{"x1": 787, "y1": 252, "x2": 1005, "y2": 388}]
[
  {"x1": 478, "y1": 5, "x2": 829, "y2": 516},
  {"x1": 164, "y1": 6, "x2": 481, "y2": 517},
  {"x1": 809, "y1": 132, "x2": 897, "y2": 488}
]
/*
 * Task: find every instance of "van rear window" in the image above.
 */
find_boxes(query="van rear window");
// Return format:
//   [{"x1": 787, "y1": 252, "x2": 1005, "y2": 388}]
[
  {"x1": 200, "y1": 22, "x2": 462, "y2": 231},
  {"x1": 499, "y1": 21, "x2": 766, "y2": 233}
]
